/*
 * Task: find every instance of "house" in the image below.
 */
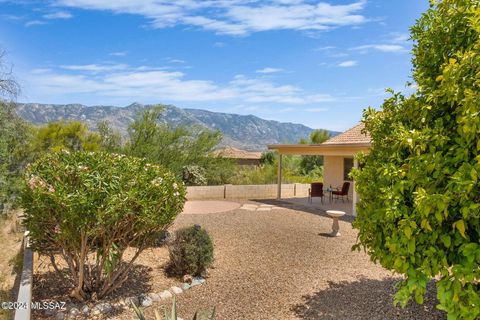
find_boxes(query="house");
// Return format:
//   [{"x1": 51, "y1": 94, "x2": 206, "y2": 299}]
[
  {"x1": 213, "y1": 146, "x2": 262, "y2": 166},
  {"x1": 267, "y1": 123, "x2": 371, "y2": 215}
]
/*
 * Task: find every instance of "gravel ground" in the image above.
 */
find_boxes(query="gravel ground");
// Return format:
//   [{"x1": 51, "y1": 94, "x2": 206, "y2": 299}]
[{"x1": 33, "y1": 201, "x2": 446, "y2": 320}]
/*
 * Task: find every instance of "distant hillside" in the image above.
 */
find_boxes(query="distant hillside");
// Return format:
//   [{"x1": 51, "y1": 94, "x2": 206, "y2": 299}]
[{"x1": 15, "y1": 102, "x2": 338, "y2": 151}]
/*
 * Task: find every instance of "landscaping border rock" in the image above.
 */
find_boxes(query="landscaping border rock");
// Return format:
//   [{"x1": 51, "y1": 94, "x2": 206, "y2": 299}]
[{"x1": 46, "y1": 277, "x2": 206, "y2": 319}]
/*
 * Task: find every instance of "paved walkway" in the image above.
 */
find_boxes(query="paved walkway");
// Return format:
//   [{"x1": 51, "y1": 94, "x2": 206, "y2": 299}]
[
  {"x1": 182, "y1": 200, "x2": 241, "y2": 214},
  {"x1": 239, "y1": 203, "x2": 288, "y2": 211}
]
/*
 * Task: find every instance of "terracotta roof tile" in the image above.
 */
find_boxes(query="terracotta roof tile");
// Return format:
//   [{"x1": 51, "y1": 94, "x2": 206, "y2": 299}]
[{"x1": 322, "y1": 123, "x2": 371, "y2": 145}]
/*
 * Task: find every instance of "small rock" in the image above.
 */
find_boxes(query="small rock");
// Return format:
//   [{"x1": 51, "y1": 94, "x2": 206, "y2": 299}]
[
  {"x1": 159, "y1": 290, "x2": 173, "y2": 300},
  {"x1": 170, "y1": 286, "x2": 183, "y2": 295},
  {"x1": 44, "y1": 308, "x2": 56, "y2": 316},
  {"x1": 93, "y1": 302, "x2": 112, "y2": 315},
  {"x1": 125, "y1": 296, "x2": 140, "y2": 307},
  {"x1": 148, "y1": 292, "x2": 161, "y2": 302},
  {"x1": 191, "y1": 277, "x2": 206, "y2": 286},
  {"x1": 81, "y1": 305, "x2": 89, "y2": 315},
  {"x1": 140, "y1": 295, "x2": 153, "y2": 307},
  {"x1": 55, "y1": 312, "x2": 66, "y2": 320},
  {"x1": 69, "y1": 307, "x2": 80, "y2": 316},
  {"x1": 182, "y1": 283, "x2": 192, "y2": 290}
]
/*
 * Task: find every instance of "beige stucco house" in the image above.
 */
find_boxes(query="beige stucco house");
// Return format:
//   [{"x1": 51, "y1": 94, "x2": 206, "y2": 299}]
[{"x1": 267, "y1": 123, "x2": 371, "y2": 215}]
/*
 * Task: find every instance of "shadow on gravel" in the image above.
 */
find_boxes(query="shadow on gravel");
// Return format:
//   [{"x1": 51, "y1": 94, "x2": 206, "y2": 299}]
[
  {"x1": 292, "y1": 278, "x2": 445, "y2": 320},
  {"x1": 33, "y1": 263, "x2": 153, "y2": 302},
  {"x1": 251, "y1": 198, "x2": 355, "y2": 223}
]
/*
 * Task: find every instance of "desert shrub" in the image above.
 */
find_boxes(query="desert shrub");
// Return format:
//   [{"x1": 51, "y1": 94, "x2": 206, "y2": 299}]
[
  {"x1": 0, "y1": 102, "x2": 33, "y2": 208},
  {"x1": 125, "y1": 106, "x2": 235, "y2": 185},
  {"x1": 352, "y1": 1, "x2": 480, "y2": 318},
  {"x1": 21, "y1": 151, "x2": 186, "y2": 301},
  {"x1": 168, "y1": 225, "x2": 213, "y2": 277},
  {"x1": 182, "y1": 165, "x2": 207, "y2": 186}
]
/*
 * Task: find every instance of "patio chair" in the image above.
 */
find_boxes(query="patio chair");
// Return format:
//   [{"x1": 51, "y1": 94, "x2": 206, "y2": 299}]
[
  {"x1": 308, "y1": 182, "x2": 324, "y2": 204},
  {"x1": 332, "y1": 182, "x2": 350, "y2": 202}
]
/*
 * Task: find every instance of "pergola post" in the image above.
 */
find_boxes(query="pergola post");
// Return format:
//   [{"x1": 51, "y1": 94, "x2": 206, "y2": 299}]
[
  {"x1": 352, "y1": 159, "x2": 359, "y2": 216},
  {"x1": 277, "y1": 154, "x2": 283, "y2": 199}
]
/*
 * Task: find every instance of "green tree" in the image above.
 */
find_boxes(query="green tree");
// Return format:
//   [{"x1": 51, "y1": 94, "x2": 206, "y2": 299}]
[
  {"x1": 299, "y1": 129, "x2": 330, "y2": 175},
  {"x1": 352, "y1": 1, "x2": 480, "y2": 318},
  {"x1": 30, "y1": 121, "x2": 101, "y2": 156},
  {"x1": 97, "y1": 120, "x2": 122, "y2": 152},
  {"x1": 0, "y1": 102, "x2": 32, "y2": 207},
  {"x1": 126, "y1": 106, "x2": 234, "y2": 185}
]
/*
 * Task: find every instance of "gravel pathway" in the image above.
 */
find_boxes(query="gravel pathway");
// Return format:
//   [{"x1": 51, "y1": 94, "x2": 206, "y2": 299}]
[{"x1": 33, "y1": 201, "x2": 445, "y2": 320}]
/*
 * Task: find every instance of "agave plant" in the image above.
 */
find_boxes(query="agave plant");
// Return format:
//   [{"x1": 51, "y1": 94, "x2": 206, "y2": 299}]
[{"x1": 131, "y1": 296, "x2": 216, "y2": 320}]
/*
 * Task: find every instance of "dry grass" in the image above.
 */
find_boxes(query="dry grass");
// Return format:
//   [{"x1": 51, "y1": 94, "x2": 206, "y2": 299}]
[
  {"x1": 0, "y1": 211, "x2": 23, "y2": 320},
  {"x1": 33, "y1": 202, "x2": 445, "y2": 320}
]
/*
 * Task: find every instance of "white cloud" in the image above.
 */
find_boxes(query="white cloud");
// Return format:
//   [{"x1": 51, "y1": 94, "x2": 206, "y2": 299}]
[
  {"x1": 60, "y1": 64, "x2": 129, "y2": 72},
  {"x1": 337, "y1": 60, "x2": 357, "y2": 67},
  {"x1": 313, "y1": 46, "x2": 336, "y2": 51},
  {"x1": 167, "y1": 58, "x2": 186, "y2": 64},
  {"x1": 109, "y1": 51, "x2": 128, "y2": 57},
  {"x1": 53, "y1": 0, "x2": 369, "y2": 35},
  {"x1": 351, "y1": 44, "x2": 406, "y2": 53},
  {"x1": 25, "y1": 20, "x2": 47, "y2": 27},
  {"x1": 43, "y1": 11, "x2": 73, "y2": 19},
  {"x1": 256, "y1": 67, "x2": 283, "y2": 74},
  {"x1": 30, "y1": 68, "x2": 52, "y2": 74},
  {"x1": 24, "y1": 64, "x2": 335, "y2": 105}
]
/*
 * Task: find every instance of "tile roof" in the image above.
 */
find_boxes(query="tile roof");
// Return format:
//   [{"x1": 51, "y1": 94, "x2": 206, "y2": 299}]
[
  {"x1": 213, "y1": 146, "x2": 262, "y2": 159},
  {"x1": 322, "y1": 123, "x2": 371, "y2": 145}
]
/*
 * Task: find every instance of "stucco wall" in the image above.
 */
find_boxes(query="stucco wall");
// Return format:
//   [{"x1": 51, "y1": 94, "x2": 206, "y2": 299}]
[{"x1": 323, "y1": 156, "x2": 353, "y2": 198}]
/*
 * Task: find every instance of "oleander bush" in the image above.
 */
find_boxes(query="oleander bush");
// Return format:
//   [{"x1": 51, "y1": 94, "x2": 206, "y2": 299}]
[
  {"x1": 21, "y1": 151, "x2": 186, "y2": 301},
  {"x1": 168, "y1": 225, "x2": 214, "y2": 277},
  {"x1": 352, "y1": 1, "x2": 480, "y2": 319}
]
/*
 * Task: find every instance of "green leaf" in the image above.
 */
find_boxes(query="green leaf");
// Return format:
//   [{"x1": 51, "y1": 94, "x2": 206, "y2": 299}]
[
  {"x1": 454, "y1": 220, "x2": 466, "y2": 238},
  {"x1": 404, "y1": 226, "x2": 412, "y2": 239},
  {"x1": 421, "y1": 219, "x2": 432, "y2": 232},
  {"x1": 408, "y1": 238, "x2": 416, "y2": 253},
  {"x1": 441, "y1": 235, "x2": 451, "y2": 248}
]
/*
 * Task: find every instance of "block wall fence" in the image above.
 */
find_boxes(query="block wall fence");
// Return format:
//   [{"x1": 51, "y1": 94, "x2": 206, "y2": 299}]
[{"x1": 186, "y1": 183, "x2": 310, "y2": 200}]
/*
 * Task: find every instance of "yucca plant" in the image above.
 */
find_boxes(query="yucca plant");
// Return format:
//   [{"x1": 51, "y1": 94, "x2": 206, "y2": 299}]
[{"x1": 131, "y1": 296, "x2": 215, "y2": 320}]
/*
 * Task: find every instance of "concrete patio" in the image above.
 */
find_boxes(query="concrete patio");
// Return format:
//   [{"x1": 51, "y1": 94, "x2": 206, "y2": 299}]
[{"x1": 280, "y1": 196, "x2": 354, "y2": 215}]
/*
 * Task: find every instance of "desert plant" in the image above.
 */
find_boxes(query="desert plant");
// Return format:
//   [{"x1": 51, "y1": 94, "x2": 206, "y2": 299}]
[
  {"x1": 352, "y1": 0, "x2": 480, "y2": 318},
  {"x1": 0, "y1": 101, "x2": 33, "y2": 208},
  {"x1": 125, "y1": 106, "x2": 234, "y2": 185},
  {"x1": 168, "y1": 225, "x2": 213, "y2": 277},
  {"x1": 132, "y1": 295, "x2": 215, "y2": 320},
  {"x1": 21, "y1": 151, "x2": 186, "y2": 301},
  {"x1": 182, "y1": 165, "x2": 207, "y2": 186}
]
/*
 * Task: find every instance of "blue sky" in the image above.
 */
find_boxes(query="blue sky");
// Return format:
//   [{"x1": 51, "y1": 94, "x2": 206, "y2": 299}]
[{"x1": 0, "y1": 0, "x2": 428, "y2": 131}]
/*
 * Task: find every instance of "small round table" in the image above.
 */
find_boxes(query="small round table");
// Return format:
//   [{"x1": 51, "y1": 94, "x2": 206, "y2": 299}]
[{"x1": 326, "y1": 210, "x2": 346, "y2": 237}]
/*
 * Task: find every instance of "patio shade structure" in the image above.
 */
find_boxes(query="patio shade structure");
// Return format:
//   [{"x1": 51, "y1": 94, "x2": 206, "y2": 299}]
[{"x1": 267, "y1": 123, "x2": 371, "y2": 215}]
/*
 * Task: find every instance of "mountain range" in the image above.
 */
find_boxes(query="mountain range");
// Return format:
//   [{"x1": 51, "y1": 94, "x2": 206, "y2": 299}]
[{"x1": 15, "y1": 103, "x2": 338, "y2": 151}]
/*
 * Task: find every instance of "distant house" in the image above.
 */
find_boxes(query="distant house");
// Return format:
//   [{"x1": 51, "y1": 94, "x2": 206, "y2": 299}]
[
  {"x1": 213, "y1": 146, "x2": 262, "y2": 166},
  {"x1": 268, "y1": 123, "x2": 371, "y2": 215}
]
